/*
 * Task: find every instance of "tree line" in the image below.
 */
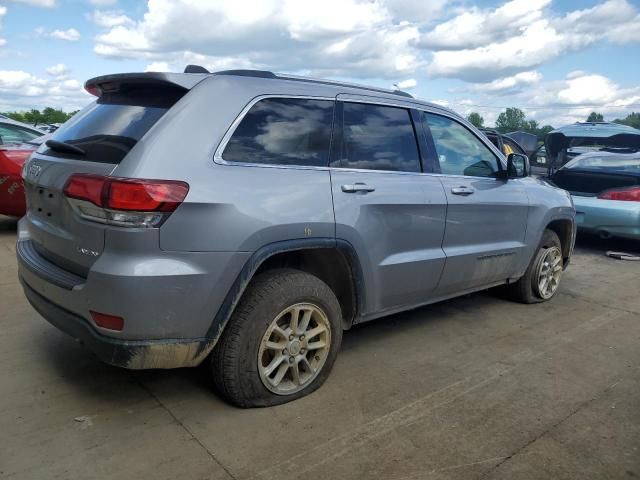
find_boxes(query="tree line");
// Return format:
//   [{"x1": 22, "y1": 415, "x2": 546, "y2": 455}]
[
  {"x1": 466, "y1": 108, "x2": 640, "y2": 139},
  {"x1": 1, "y1": 108, "x2": 78, "y2": 126}
]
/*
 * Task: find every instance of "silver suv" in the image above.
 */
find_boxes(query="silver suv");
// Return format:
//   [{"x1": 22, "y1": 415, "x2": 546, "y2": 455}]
[{"x1": 17, "y1": 68, "x2": 576, "y2": 407}]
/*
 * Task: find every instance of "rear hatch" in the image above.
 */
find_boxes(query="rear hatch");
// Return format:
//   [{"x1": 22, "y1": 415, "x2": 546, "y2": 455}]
[
  {"x1": 549, "y1": 151, "x2": 640, "y2": 196},
  {"x1": 22, "y1": 72, "x2": 204, "y2": 277}
]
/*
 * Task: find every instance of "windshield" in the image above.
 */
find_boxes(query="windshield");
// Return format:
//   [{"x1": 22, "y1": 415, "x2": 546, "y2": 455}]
[{"x1": 562, "y1": 152, "x2": 640, "y2": 173}]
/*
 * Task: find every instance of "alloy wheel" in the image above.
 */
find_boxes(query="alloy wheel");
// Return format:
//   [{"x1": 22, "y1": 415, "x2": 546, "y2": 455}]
[
  {"x1": 535, "y1": 246, "x2": 563, "y2": 299},
  {"x1": 257, "y1": 303, "x2": 331, "y2": 395}
]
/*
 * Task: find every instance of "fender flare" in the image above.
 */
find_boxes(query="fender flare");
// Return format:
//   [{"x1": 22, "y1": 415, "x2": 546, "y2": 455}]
[{"x1": 197, "y1": 237, "x2": 365, "y2": 356}]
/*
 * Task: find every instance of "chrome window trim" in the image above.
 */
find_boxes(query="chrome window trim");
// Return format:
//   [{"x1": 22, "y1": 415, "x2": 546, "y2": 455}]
[
  {"x1": 212, "y1": 93, "x2": 506, "y2": 180},
  {"x1": 213, "y1": 94, "x2": 335, "y2": 170},
  {"x1": 418, "y1": 109, "x2": 507, "y2": 171}
]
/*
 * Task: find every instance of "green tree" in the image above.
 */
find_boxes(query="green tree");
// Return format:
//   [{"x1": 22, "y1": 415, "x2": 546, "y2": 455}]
[
  {"x1": 586, "y1": 112, "x2": 604, "y2": 122},
  {"x1": 537, "y1": 124, "x2": 555, "y2": 138},
  {"x1": 466, "y1": 112, "x2": 484, "y2": 128},
  {"x1": 613, "y1": 112, "x2": 640, "y2": 129},
  {"x1": 1, "y1": 108, "x2": 77, "y2": 125},
  {"x1": 495, "y1": 107, "x2": 527, "y2": 133}
]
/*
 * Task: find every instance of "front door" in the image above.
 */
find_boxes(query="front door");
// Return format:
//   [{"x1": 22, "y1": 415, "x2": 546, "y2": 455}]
[
  {"x1": 422, "y1": 112, "x2": 530, "y2": 296},
  {"x1": 331, "y1": 100, "x2": 447, "y2": 317}
]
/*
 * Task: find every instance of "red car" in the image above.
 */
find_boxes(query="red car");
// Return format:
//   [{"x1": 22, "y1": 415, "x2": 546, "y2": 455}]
[{"x1": 0, "y1": 120, "x2": 43, "y2": 217}]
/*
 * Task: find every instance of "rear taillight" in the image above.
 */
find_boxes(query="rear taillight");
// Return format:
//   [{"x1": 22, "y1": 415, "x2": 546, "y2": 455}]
[
  {"x1": 597, "y1": 186, "x2": 640, "y2": 202},
  {"x1": 63, "y1": 174, "x2": 189, "y2": 227}
]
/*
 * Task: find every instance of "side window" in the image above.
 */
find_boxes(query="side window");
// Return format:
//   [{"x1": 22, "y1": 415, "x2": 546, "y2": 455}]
[
  {"x1": 0, "y1": 124, "x2": 40, "y2": 145},
  {"x1": 222, "y1": 98, "x2": 334, "y2": 167},
  {"x1": 424, "y1": 113, "x2": 499, "y2": 177},
  {"x1": 340, "y1": 103, "x2": 420, "y2": 172}
]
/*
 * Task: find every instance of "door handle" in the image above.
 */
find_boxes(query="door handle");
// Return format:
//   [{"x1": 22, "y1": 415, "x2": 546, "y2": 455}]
[
  {"x1": 341, "y1": 183, "x2": 375, "y2": 193},
  {"x1": 451, "y1": 186, "x2": 474, "y2": 196}
]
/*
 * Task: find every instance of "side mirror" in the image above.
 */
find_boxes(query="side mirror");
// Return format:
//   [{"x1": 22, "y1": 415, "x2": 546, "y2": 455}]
[{"x1": 506, "y1": 153, "x2": 529, "y2": 178}]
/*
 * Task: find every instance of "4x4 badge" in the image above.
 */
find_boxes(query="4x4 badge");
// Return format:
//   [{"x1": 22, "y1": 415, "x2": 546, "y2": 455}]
[{"x1": 76, "y1": 246, "x2": 100, "y2": 257}]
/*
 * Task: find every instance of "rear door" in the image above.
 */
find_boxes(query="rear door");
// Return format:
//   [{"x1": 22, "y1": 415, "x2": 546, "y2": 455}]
[
  {"x1": 22, "y1": 79, "x2": 188, "y2": 276},
  {"x1": 330, "y1": 98, "x2": 447, "y2": 317},
  {"x1": 422, "y1": 111, "x2": 530, "y2": 295}
]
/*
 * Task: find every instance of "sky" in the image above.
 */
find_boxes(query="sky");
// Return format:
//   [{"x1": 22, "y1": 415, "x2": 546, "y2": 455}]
[{"x1": 0, "y1": 0, "x2": 639, "y2": 127}]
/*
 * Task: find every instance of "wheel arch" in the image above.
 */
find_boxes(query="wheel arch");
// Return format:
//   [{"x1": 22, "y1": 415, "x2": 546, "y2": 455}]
[
  {"x1": 544, "y1": 217, "x2": 575, "y2": 264},
  {"x1": 199, "y1": 238, "x2": 364, "y2": 356}
]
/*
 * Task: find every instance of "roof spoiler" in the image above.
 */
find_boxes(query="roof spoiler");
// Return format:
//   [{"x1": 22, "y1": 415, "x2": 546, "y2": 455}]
[{"x1": 84, "y1": 72, "x2": 208, "y2": 97}]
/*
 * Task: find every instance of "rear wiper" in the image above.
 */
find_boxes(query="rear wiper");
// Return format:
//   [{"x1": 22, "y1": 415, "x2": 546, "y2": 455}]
[{"x1": 45, "y1": 139, "x2": 86, "y2": 156}]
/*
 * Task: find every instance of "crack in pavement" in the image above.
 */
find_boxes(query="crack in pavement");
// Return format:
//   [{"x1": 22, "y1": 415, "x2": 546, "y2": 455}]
[
  {"x1": 138, "y1": 382, "x2": 238, "y2": 480},
  {"x1": 475, "y1": 380, "x2": 622, "y2": 479},
  {"x1": 252, "y1": 309, "x2": 629, "y2": 480}
]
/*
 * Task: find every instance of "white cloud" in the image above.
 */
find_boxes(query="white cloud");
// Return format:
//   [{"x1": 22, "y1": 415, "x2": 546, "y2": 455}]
[
  {"x1": 144, "y1": 61, "x2": 170, "y2": 72},
  {"x1": 50, "y1": 28, "x2": 81, "y2": 41},
  {"x1": 394, "y1": 78, "x2": 416, "y2": 90},
  {"x1": 45, "y1": 63, "x2": 69, "y2": 77},
  {"x1": 0, "y1": 69, "x2": 90, "y2": 112},
  {"x1": 424, "y1": 0, "x2": 640, "y2": 81},
  {"x1": 87, "y1": 10, "x2": 133, "y2": 28},
  {"x1": 420, "y1": 0, "x2": 551, "y2": 50},
  {"x1": 4, "y1": 0, "x2": 56, "y2": 7},
  {"x1": 384, "y1": 0, "x2": 449, "y2": 23},
  {"x1": 92, "y1": 0, "x2": 421, "y2": 78},
  {"x1": 462, "y1": 71, "x2": 640, "y2": 127},
  {"x1": 469, "y1": 71, "x2": 542, "y2": 94},
  {"x1": 89, "y1": 0, "x2": 117, "y2": 5},
  {"x1": 89, "y1": 0, "x2": 640, "y2": 84}
]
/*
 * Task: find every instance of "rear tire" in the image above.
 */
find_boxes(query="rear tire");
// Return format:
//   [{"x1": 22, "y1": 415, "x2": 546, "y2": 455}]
[
  {"x1": 210, "y1": 268, "x2": 342, "y2": 407},
  {"x1": 504, "y1": 229, "x2": 563, "y2": 304}
]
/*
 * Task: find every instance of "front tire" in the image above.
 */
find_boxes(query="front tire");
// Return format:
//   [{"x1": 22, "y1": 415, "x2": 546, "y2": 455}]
[
  {"x1": 505, "y1": 229, "x2": 564, "y2": 304},
  {"x1": 210, "y1": 268, "x2": 343, "y2": 407}
]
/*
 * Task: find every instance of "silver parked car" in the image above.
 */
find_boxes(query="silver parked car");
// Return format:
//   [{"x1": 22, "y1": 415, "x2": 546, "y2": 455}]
[{"x1": 17, "y1": 67, "x2": 576, "y2": 407}]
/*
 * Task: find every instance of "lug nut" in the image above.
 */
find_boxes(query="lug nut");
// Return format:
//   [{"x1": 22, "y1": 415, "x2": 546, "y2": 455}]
[
  {"x1": 289, "y1": 356, "x2": 294, "y2": 363},
  {"x1": 289, "y1": 335, "x2": 294, "y2": 341},
  {"x1": 300, "y1": 348, "x2": 306, "y2": 354},
  {"x1": 300, "y1": 335, "x2": 305, "y2": 341}
]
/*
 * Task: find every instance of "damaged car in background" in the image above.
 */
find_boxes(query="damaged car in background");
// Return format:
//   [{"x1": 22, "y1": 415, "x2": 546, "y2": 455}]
[
  {"x1": 0, "y1": 118, "x2": 46, "y2": 217},
  {"x1": 546, "y1": 122, "x2": 640, "y2": 241}
]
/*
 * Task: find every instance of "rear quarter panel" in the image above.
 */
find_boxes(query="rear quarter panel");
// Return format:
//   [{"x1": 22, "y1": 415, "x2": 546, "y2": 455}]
[{"x1": 113, "y1": 75, "x2": 336, "y2": 253}]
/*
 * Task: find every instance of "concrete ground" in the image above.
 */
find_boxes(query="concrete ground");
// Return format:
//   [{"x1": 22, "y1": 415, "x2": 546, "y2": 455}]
[{"x1": 1, "y1": 215, "x2": 639, "y2": 480}]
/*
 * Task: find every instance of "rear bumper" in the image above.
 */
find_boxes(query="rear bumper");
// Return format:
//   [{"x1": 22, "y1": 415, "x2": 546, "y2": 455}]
[
  {"x1": 21, "y1": 279, "x2": 213, "y2": 369},
  {"x1": 16, "y1": 217, "x2": 251, "y2": 368},
  {"x1": 573, "y1": 195, "x2": 640, "y2": 240}
]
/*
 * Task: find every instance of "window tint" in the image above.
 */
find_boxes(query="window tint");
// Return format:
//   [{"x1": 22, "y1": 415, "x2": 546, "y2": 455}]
[
  {"x1": 0, "y1": 124, "x2": 40, "y2": 145},
  {"x1": 222, "y1": 98, "x2": 334, "y2": 167},
  {"x1": 424, "y1": 113, "x2": 499, "y2": 177},
  {"x1": 340, "y1": 103, "x2": 420, "y2": 172},
  {"x1": 48, "y1": 104, "x2": 167, "y2": 164}
]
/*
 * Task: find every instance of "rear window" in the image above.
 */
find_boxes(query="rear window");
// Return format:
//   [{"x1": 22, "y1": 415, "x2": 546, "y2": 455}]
[
  {"x1": 564, "y1": 153, "x2": 640, "y2": 172},
  {"x1": 222, "y1": 98, "x2": 334, "y2": 167},
  {"x1": 42, "y1": 86, "x2": 184, "y2": 164}
]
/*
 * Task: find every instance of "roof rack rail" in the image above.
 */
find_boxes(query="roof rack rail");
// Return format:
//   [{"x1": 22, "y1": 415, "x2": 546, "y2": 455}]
[
  {"x1": 210, "y1": 68, "x2": 413, "y2": 98},
  {"x1": 215, "y1": 69, "x2": 277, "y2": 79},
  {"x1": 276, "y1": 73, "x2": 413, "y2": 98},
  {"x1": 184, "y1": 64, "x2": 210, "y2": 74}
]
